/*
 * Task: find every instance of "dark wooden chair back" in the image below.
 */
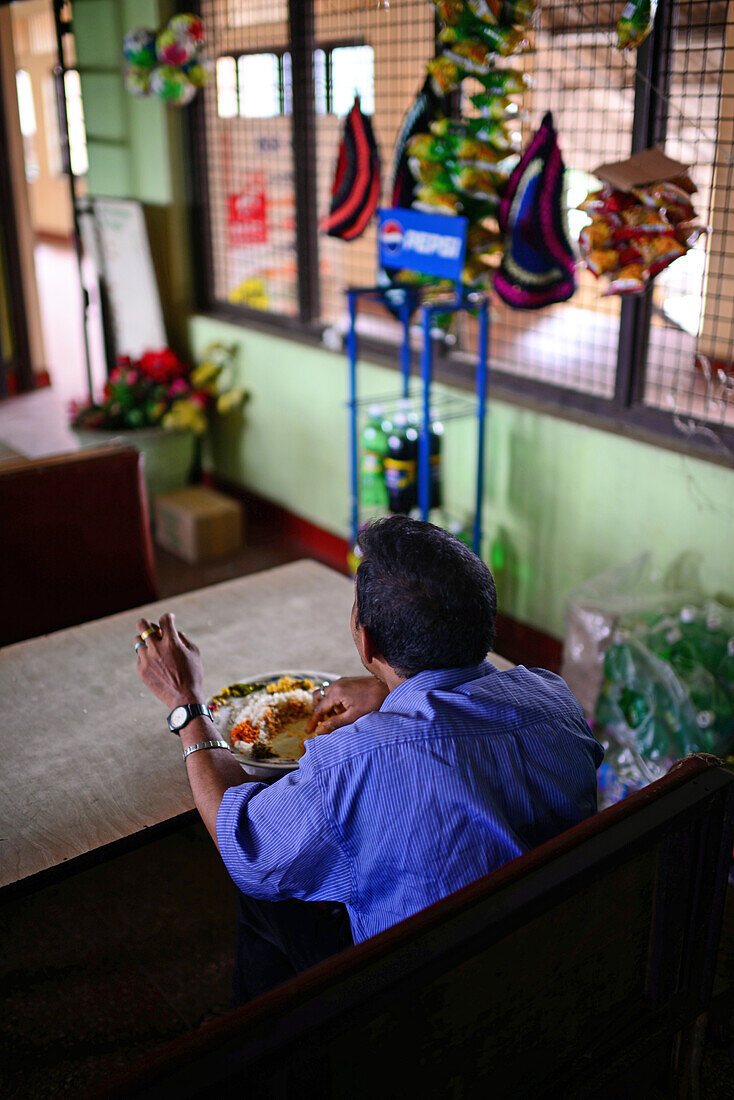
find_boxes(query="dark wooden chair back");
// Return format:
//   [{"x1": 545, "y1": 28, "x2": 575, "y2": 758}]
[
  {"x1": 99, "y1": 755, "x2": 734, "y2": 1100},
  {"x1": 0, "y1": 446, "x2": 158, "y2": 646}
]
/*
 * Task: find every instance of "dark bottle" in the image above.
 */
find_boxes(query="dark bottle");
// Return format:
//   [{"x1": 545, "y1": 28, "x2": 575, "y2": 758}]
[{"x1": 384, "y1": 412, "x2": 418, "y2": 514}]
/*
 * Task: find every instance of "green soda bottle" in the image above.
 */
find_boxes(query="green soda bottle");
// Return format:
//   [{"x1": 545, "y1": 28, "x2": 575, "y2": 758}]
[{"x1": 360, "y1": 405, "x2": 389, "y2": 509}]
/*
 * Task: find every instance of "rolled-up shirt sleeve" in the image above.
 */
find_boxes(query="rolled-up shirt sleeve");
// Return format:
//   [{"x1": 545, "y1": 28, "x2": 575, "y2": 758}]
[{"x1": 216, "y1": 753, "x2": 353, "y2": 904}]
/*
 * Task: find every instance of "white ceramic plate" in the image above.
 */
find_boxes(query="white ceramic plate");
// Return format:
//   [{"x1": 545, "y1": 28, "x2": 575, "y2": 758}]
[{"x1": 208, "y1": 670, "x2": 338, "y2": 779}]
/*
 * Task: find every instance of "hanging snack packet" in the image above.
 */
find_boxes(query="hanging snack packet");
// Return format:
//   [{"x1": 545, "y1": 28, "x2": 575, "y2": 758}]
[
  {"x1": 438, "y1": 33, "x2": 496, "y2": 75},
  {"x1": 476, "y1": 68, "x2": 533, "y2": 95},
  {"x1": 504, "y1": 0, "x2": 538, "y2": 22},
  {"x1": 464, "y1": 0, "x2": 537, "y2": 24},
  {"x1": 432, "y1": 0, "x2": 466, "y2": 23},
  {"x1": 668, "y1": 172, "x2": 697, "y2": 194},
  {"x1": 579, "y1": 218, "x2": 617, "y2": 252},
  {"x1": 616, "y1": 0, "x2": 658, "y2": 50},
  {"x1": 439, "y1": 24, "x2": 532, "y2": 62},
  {"x1": 455, "y1": 135, "x2": 511, "y2": 167},
  {"x1": 602, "y1": 263, "x2": 647, "y2": 295},
  {"x1": 674, "y1": 221, "x2": 708, "y2": 249},
  {"x1": 406, "y1": 133, "x2": 444, "y2": 162},
  {"x1": 464, "y1": 0, "x2": 503, "y2": 22},
  {"x1": 450, "y1": 166, "x2": 501, "y2": 201},
  {"x1": 632, "y1": 180, "x2": 694, "y2": 215},
  {"x1": 577, "y1": 187, "x2": 636, "y2": 215},
  {"x1": 431, "y1": 116, "x2": 520, "y2": 154},
  {"x1": 427, "y1": 56, "x2": 464, "y2": 96},
  {"x1": 408, "y1": 156, "x2": 453, "y2": 191},
  {"x1": 474, "y1": 119, "x2": 522, "y2": 153},
  {"x1": 584, "y1": 248, "x2": 622, "y2": 278},
  {"x1": 413, "y1": 186, "x2": 464, "y2": 215},
  {"x1": 469, "y1": 92, "x2": 523, "y2": 121},
  {"x1": 614, "y1": 206, "x2": 672, "y2": 239}
]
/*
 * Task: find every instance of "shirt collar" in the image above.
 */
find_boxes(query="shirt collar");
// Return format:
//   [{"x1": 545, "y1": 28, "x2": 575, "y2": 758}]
[{"x1": 381, "y1": 660, "x2": 494, "y2": 711}]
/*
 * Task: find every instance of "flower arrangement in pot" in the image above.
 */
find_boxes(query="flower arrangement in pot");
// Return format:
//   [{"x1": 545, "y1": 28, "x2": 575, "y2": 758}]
[{"x1": 70, "y1": 343, "x2": 246, "y2": 498}]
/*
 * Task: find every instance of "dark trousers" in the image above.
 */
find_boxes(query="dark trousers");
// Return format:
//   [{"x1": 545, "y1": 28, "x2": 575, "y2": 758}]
[{"x1": 233, "y1": 893, "x2": 354, "y2": 1005}]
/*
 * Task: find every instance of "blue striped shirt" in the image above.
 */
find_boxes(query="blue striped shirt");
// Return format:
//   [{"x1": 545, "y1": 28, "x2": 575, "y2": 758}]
[{"x1": 216, "y1": 661, "x2": 603, "y2": 943}]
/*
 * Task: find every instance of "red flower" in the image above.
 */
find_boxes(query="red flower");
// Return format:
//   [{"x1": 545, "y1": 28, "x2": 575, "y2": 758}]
[{"x1": 137, "y1": 348, "x2": 189, "y2": 385}]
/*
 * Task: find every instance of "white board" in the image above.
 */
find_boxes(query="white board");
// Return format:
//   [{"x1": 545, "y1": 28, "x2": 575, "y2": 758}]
[{"x1": 89, "y1": 198, "x2": 167, "y2": 359}]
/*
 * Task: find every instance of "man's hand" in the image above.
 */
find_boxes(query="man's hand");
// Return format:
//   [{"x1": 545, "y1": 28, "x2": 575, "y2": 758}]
[
  {"x1": 307, "y1": 676, "x2": 389, "y2": 736},
  {"x1": 136, "y1": 612, "x2": 204, "y2": 708}
]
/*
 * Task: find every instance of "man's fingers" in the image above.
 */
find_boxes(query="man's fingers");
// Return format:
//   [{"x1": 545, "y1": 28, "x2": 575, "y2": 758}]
[
  {"x1": 178, "y1": 630, "x2": 199, "y2": 654},
  {"x1": 307, "y1": 698, "x2": 345, "y2": 733},
  {"x1": 312, "y1": 710, "x2": 351, "y2": 737},
  {"x1": 159, "y1": 612, "x2": 179, "y2": 642},
  {"x1": 307, "y1": 691, "x2": 332, "y2": 731},
  {"x1": 306, "y1": 703, "x2": 323, "y2": 733}
]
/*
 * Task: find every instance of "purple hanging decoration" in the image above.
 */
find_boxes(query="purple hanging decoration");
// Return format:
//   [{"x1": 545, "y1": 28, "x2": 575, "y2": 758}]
[{"x1": 494, "y1": 111, "x2": 577, "y2": 309}]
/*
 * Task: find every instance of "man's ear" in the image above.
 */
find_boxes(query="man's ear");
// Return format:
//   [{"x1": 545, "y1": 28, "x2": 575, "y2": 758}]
[{"x1": 360, "y1": 624, "x2": 379, "y2": 665}]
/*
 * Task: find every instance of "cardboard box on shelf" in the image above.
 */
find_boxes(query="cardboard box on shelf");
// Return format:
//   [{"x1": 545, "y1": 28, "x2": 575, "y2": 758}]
[{"x1": 154, "y1": 486, "x2": 243, "y2": 564}]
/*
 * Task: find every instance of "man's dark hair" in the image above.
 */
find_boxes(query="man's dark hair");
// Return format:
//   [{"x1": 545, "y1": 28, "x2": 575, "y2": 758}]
[{"x1": 355, "y1": 516, "x2": 497, "y2": 677}]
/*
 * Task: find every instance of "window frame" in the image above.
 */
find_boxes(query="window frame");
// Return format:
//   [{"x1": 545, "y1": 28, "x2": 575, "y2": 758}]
[{"x1": 187, "y1": 0, "x2": 734, "y2": 468}]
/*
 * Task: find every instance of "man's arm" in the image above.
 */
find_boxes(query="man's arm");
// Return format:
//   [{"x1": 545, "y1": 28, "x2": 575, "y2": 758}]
[{"x1": 135, "y1": 612, "x2": 251, "y2": 848}]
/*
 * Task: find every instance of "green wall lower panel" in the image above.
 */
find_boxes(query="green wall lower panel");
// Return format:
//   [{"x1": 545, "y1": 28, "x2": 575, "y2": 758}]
[
  {"x1": 72, "y1": 0, "x2": 121, "y2": 69},
  {"x1": 80, "y1": 73, "x2": 127, "y2": 141},
  {"x1": 85, "y1": 141, "x2": 132, "y2": 197},
  {"x1": 190, "y1": 314, "x2": 734, "y2": 641}
]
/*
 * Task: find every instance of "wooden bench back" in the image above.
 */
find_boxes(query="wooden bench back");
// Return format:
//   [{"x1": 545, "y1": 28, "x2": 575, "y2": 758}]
[
  {"x1": 100, "y1": 755, "x2": 734, "y2": 1099},
  {"x1": 0, "y1": 446, "x2": 158, "y2": 646}
]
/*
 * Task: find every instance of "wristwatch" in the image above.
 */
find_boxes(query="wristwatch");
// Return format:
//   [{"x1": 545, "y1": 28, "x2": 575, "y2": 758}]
[{"x1": 167, "y1": 702, "x2": 213, "y2": 735}]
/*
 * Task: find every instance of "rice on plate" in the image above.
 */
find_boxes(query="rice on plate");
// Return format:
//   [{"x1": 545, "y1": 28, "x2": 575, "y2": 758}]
[{"x1": 209, "y1": 671, "x2": 335, "y2": 774}]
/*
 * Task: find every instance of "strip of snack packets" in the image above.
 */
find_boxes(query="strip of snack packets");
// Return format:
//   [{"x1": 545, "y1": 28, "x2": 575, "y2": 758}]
[{"x1": 577, "y1": 151, "x2": 708, "y2": 296}]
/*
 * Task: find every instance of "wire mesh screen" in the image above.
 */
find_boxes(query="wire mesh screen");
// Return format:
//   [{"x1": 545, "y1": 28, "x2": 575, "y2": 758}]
[
  {"x1": 314, "y1": 0, "x2": 434, "y2": 342},
  {"x1": 200, "y1": 0, "x2": 297, "y2": 316},
  {"x1": 196, "y1": 0, "x2": 734, "y2": 441},
  {"x1": 452, "y1": 0, "x2": 638, "y2": 398},
  {"x1": 644, "y1": 0, "x2": 734, "y2": 435}
]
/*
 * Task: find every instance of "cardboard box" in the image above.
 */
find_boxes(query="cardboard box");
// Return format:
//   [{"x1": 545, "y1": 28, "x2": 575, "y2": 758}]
[
  {"x1": 592, "y1": 148, "x2": 690, "y2": 192},
  {"x1": 154, "y1": 486, "x2": 243, "y2": 563}
]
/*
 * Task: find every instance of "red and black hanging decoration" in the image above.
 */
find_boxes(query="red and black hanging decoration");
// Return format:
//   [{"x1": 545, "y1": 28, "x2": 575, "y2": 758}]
[{"x1": 321, "y1": 95, "x2": 382, "y2": 241}]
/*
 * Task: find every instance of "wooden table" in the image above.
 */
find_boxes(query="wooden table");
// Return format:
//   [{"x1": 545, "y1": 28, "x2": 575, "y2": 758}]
[{"x1": 0, "y1": 559, "x2": 513, "y2": 893}]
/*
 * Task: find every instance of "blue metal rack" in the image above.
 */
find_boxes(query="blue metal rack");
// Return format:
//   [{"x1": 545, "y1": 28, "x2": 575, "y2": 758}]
[{"x1": 346, "y1": 285, "x2": 490, "y2": 557}]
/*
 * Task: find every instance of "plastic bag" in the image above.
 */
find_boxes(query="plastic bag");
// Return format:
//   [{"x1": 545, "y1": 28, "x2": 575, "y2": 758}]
[
  {"x1": 560, "y1": 551, "x2": 704, "y2": 718},
  {"x1": 596, "y1": 732, "x2": 665, "y2": 810},
  {"x1": 596, "y1": 600, "x2": 734, "y2": 762}
]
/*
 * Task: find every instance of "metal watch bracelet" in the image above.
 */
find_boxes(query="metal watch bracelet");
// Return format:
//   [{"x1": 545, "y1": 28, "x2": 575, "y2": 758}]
[{"x1": 182, "y1": 739, "x2": 231, "y2": 761}]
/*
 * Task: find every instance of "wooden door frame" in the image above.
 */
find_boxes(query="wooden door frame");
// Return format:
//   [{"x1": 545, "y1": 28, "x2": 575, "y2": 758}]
[{"x1": 0, "y1": 3, "x2": 36, "y2": 395}]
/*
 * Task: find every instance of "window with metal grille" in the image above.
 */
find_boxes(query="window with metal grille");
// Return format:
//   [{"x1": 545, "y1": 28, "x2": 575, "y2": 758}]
[{"x1": 192, "y1": 0, "x2": 734, "y2": 459}]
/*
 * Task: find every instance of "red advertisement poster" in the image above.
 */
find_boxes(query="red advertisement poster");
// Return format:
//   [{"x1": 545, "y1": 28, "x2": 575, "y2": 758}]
[{"x1": 228, "y1": 175, "x2": 268, "y2": 246}]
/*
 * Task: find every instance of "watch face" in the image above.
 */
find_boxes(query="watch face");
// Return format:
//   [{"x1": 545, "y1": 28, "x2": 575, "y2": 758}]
[{"x1": 170, "y1": 705, "x2": 188, "y2": 729}]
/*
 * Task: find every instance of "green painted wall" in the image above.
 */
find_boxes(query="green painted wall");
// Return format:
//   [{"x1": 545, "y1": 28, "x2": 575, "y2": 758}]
[{"x1": 191, "y1": 314, "x2": 734, "y2": 640}]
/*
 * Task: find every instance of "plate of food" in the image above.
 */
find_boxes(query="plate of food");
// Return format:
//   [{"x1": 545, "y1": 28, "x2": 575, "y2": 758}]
[{"x1": 208, "y1": 670, "x2": 338, "y2": 778}]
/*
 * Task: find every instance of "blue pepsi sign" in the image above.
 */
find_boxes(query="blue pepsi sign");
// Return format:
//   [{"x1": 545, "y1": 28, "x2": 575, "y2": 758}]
[{"x1": 378, "y1": 207, "x2": 468, "y2": 282}]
